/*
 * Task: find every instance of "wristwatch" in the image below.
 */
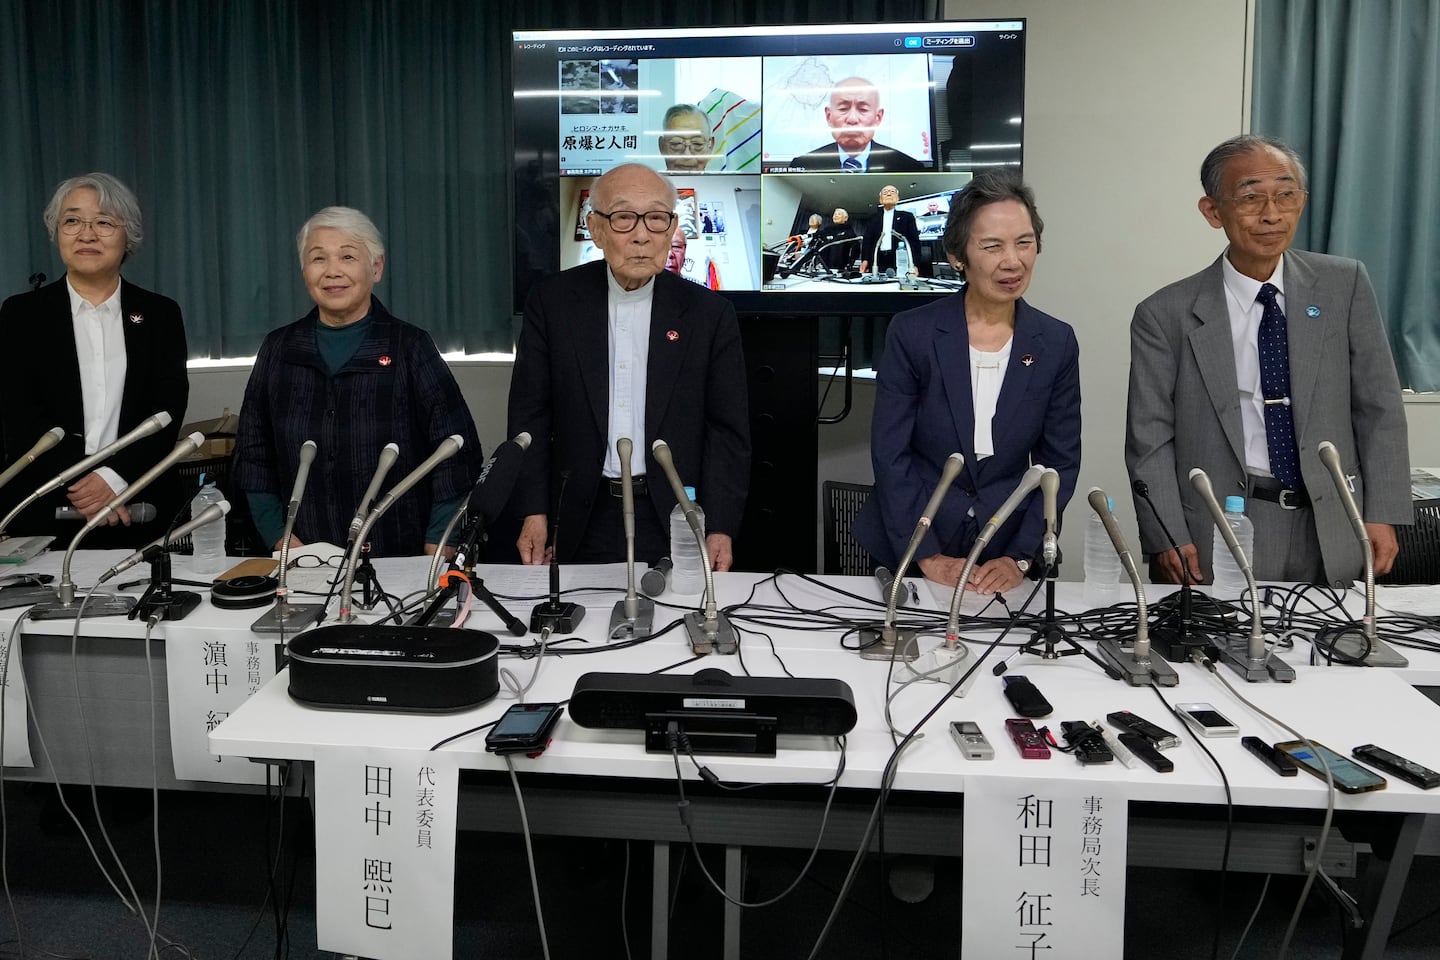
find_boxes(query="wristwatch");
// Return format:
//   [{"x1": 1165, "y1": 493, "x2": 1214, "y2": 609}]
[{"x1": 1014, "y1": 558, "x2": 1031, "y2": 575}]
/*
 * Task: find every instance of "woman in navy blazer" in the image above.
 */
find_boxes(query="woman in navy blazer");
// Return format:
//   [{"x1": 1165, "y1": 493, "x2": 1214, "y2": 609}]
[{"x1": 853, "y1": 171, "x2": 1080, "y2": 593}]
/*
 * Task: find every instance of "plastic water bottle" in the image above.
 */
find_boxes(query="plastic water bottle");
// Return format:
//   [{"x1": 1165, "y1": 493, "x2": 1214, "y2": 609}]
[
  {"x1": 189, "y1": 476, "x2": 226, "y2": 578},
  {"x1": 669, "y1": 486, "x2": 706, "y2": 596},
  {"x1": 895, "y1": 239, "x2": 913, "y2": 276},
  {"x1": 1083, "y1": 496, "x2": 1126, "y2": 607},
  {"x1": 1210, "y1": 496, "x2": 1255, "y2": 600}
]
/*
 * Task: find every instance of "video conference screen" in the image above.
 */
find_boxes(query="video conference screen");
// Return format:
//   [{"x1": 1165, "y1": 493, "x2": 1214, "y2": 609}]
[{"x1": 512, "y1": 20, "x2": 1026, "y2": 315}]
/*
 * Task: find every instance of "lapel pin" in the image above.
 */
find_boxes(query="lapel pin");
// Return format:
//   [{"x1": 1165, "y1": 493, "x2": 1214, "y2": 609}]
[
  {"x1": 666, "y1": 330, "x2": 679, "y2": 342},
  {"x1": 1021, "y1": 354, "x2": 1035, "y2": 367},
  {"x1": 1305, "y1": 305, "x2": 1320, "y2": 318},
  {"x1": 378, "y1": 355, "x2": 392, "y2": 366},
  {"x1": 128, "y1": 312, "x2": 144, "y2": 324}
]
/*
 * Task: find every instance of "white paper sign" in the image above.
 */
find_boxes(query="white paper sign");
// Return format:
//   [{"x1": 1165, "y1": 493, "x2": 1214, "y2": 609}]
[
  {"x1": 314, "y1": 746, "x2": 460, "y2": 960},
  {"x1": 962, "y1": 776, "x2": 1128, "y2": 958},
  {"x1": 166, "y1": 632, "x2": 279, "y2": 782},
  {"x1": 1, "y1": 632, "x2": 33, "y2": 767}
]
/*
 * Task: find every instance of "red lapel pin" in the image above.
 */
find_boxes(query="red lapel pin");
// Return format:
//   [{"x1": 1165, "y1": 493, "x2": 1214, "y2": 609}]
[
  {"x1": 128, "y1": 312, "x2": 144, "y2": 324},
  {"x1": 1021, "y1": 354, "x2": 1035, "y2": 367},
  {"x1": 378, "y1": 356, "x2": 392, "y2": 366},
  {"x1": 666, "y1": 330, "x2": 679, "y2": 342}
]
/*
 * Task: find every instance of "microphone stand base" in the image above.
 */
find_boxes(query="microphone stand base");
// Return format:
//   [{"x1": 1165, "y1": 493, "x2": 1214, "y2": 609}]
[
  {"x1": 1150, "y1": 625, "x2": 1213, "y2": 664},
  {"x1": 530, "y1": 602, "x2": 584, "y2": 634},
  {"x1": 684, "y1": 610, "x2": 737, "y2": 655},
  {"x1": 858, "y1": 627, "x2": 919, "y2": 662},
  {"x1": 1316, "y1": 626, "x2": 1408, "y2": 668},
  {"x1": 252, "y1": 602, "x2": 327, "y2": 634},
  {"x1": 0, "y1": 585, "x2": 63, "y2": 610},
  {"x1": 914, "y1": 643, "x2": 979, "y2": 694},
  {"x1": 133, "y1": 590, "x2": 201, "y2": 622},
  {"x1": 1096, "y1": 638, "x2": 1180, "y2": 687},
  {"x1": 1215, "y1": 640, "x2": 1295, "y2": 682},
  {"x1": 609, "y1": 598, "x2": 655, "y2": 640},
  {"x1": 29, "y1": 593, "x2": 137, "y2": 620}
]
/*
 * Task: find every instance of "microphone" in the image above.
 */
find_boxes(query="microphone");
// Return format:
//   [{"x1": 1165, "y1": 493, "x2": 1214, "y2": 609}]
[
  {"x1": 451, "y1": 433, "x2": 531, "y2": 569},
  {"x1": 0, "y1": 426, "x2": 64, "y2": 493},
  {"x1": 529, "y1": 468, "x2": 584, "y2": 633},
  {"x1": 346, "y1": 442, "x2": 400, "y2": 542},
  {"x1": 1188, "y1": 468, "x2": 1293, "y2": 681},
  {"x1": 97, "y1": 501, "x2": 232, "y2": 583},
  {"x1": 946, "y1": 464, "x2": 1047, "y2": 650},
  {"x1": 1132, "y1": 478, "x2": 1207, "y2": 661},
  {"x1": 1085, "y1": 488, "x2": 1177, "y2": 686},
  {"x1": 252, "y1": 441, "x2": 326, "y2": 635},
  {"x1": 57, "y1": 503, "x2": 157, "y2": 523},
  {"x1": 1039, "y1": 467, "x2": 1060, "y2": 569},
  {"x1": 859, "y1": 452, "x2": 963, "y2": 662},
  {"x1": 608, "y1": 437, "x2": 656, "y2": 639},
  {"x1": 335, "y1": 436, "x2": 464, "y2": 623},
  {"x1": 34, "y1": 431, "x2": 205, "y2": 616},
  {"x1": 641, "y1": 558, "x2": 672, "y2": 597},
  {"x1": 0, "y1": 411, "x2": 173, "y2": 539},
  {"x1": 1317, "y1": 440, "x2": 1397, "y2": 665},
  {"x1": 652, "y1": 439, "x2": 737, "y2": 654}
]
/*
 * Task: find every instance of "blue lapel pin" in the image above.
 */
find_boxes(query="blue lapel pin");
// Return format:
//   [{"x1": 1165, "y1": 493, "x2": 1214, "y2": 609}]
[{"x1": 1305, "y1": 305, "x2": 1320, "y2": 318}]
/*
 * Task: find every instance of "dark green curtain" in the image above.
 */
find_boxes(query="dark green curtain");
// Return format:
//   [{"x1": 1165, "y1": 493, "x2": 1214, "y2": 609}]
[
  {"x1": 1253, "y1": 0, "x2": 1440, "y2": 391},
  {"x1": 1, "y1": 0, "x2": 932, "y2": 358}
]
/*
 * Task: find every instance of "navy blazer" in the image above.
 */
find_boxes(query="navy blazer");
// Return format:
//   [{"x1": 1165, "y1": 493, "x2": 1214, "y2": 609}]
[
  {"x1": 507, "y1": 261, "x2": 751, "y2": 562},
  {"x1": 854, "y1": 294, "x2": 1081, "y2": 570},
  {"x1": 0, "y1": 278, "x2": 187, "y2": 548}
]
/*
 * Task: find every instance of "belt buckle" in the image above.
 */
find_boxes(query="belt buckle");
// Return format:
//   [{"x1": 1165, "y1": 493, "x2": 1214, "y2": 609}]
[{"x1": 1277, "y1": 488, "x2": 1300, "y2": 510}]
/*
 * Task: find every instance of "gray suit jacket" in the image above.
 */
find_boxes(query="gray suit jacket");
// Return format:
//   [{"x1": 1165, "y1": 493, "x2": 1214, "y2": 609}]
[{"x1": 1125, "y1": 249, "x2": 1410, "y2": 586}]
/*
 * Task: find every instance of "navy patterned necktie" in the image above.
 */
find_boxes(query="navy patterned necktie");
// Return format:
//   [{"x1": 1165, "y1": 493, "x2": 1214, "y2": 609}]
[
  {"x1": 841, "y1": 156, "x2": 862, "y2": 173},
  {"x1": 1255, "y1": 282, "x2": 1303, "y2": 491}
]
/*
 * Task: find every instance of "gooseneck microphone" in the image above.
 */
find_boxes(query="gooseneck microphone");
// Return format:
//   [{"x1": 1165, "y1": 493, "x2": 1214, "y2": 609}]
[
  {"x1": 1188, "y1": 468, "x2": 1294, "y2": 682},
  {"x1": 641, "y1": 558, "x2": 672, "y2": 597},
  {"x1": 252, "y1": 441, "x2": 325, "y2": 634},
  {"x1": 608, "y1": 438, "x2": 656, "y2": 640},
  {"x1": 335, "y1": 436, "x2": 464, "y2": 624},
  {"x1": 0, "y1": 411, "x2": 173, "y2": 540},
  {"x1": 1085, "y1": 488, "x2": 1178, "y2": 686},
  {"x1": 652, "y1": 439, "x2": 737, "y2": 655},
  {"x1": 98, "y1": 501, "x2": 233, "y2": 584},
  {"x1": 946, "y1": 463, "x2": 1047, "y2": 640},
  {"x1": 1316, "y1": 441, "x2": 1405, "y2": 667},
  {"x1": 858, "y1": 452, "x2": 963, "y2": 662},
  {"x1": 1131, "y1": 478, "x2": 1210, "y2": 662},
  {"x1": 346, "y1": 442, "x2": 400, "y2": 543},
  {"x1": 1039, "y1": 467, "x2": 1060, "y2": 568},
  {"x1": 529, "y1": 469, "x2": 585, "y2": 633},
  {"x1": 0, "y1": 426, "x2": 64, "y2": 493},
  {"x1": 30, "y1": 431, "x2": 206, "y2": 620}
]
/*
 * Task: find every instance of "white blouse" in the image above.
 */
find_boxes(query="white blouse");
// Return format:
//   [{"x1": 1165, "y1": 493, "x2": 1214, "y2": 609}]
[{"x1": 969, "y1": 338, "x2": 1013, "y2": 460}]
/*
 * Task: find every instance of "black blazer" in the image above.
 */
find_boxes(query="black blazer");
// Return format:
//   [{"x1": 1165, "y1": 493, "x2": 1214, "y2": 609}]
[
  {"x1": 861, "y1": 208, "x2": 926, "y2": 275},
  {"x1": 783, "y1": 140, "x2": 927, "y2": 173},
  {"x1": 507, "y1": 261, "x2": 751, "y2": 562},
  {"x1": 0, "y1": 278, "x2": 188, "y2": 548}
]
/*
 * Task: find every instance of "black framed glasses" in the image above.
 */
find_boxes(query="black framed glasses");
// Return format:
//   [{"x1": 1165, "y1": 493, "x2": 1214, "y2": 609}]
[
  {"x1": 1220, "y1": 189, "x2": 1307, "y2": 216},
  {"x1": 291, "y1": 553, "x2": 344, "y2": 569},
  {"x1": 592, "y1": 210, "x2": 677, "y2": 234},
  {"x1": 59, "y1": 216, "x2": 123, "y2": 238}
]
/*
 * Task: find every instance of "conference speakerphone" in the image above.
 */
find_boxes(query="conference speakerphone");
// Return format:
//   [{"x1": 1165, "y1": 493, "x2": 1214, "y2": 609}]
[
  {"x1": 287, "y1": 624, "x2": 499, "y2": 712},
  {"x1": 569, "y1": 668, "x2": 856, "y2": 756}
]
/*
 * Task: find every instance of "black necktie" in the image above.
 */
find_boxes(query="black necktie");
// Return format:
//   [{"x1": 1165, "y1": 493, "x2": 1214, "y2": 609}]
[
  {"x1": 841, "y1": 156, "x2": 862, "y2": 173},
  {"x1": 1256, "y1": 282, "x2": 1303, "y2": 491}
]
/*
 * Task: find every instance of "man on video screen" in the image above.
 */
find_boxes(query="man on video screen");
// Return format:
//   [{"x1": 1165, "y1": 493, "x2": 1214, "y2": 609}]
[{"x1": 788, "y1": 77, "x2": 925, "y2": 173}]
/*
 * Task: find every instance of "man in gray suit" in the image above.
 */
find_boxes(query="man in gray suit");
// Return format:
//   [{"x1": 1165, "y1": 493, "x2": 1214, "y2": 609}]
[{"x1": 1126, "y1": 134, "x2": 1410, "y2": 588}]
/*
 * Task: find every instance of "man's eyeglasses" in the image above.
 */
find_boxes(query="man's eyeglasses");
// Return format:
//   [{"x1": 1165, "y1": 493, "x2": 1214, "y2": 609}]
[
  {"x1": 592, "y1": 210, "x2": 677, "y2": 234},
  {"x1": 659, "y1": 136, "x2": 711, "y2": 154},
  {"x1": 1220, "y1": 189, "x2": 1307, "y2": 216},
  {"x1": 291, "y1": 554, "x2": 343, "y2": 569},
  {"x1": 59, "y1": 216, "x2": 123, "y2": 238}
]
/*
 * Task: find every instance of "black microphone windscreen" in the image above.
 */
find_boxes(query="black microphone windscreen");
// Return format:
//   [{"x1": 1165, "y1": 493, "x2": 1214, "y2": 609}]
[{"x1": 466, "y1": 439, "x2": 527, "y2": 526}]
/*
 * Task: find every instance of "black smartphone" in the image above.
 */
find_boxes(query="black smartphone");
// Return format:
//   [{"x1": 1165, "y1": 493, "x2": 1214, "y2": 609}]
[
  {"x1": 1275, "y1": 740, "x2": 1387, "y2": 794},
  {"x1": 484, "y1": 703, "x2": 564, "y2": 755}
]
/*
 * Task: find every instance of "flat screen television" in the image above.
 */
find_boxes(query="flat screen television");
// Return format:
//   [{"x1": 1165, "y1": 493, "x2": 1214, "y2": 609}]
[{"x1": 512, "y1": 20, "x2": 1025, "y2": 316}]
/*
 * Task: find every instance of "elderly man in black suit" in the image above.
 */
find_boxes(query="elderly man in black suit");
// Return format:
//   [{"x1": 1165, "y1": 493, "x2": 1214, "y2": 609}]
[
  {"x1": 783, "y1": 77, "x2": 925, "y2": 174},
  {"x1": 508, "y1": 163, "x2": 751, "y2": 570},
  {"x1": 861, "y1": 184, "x2": 926, "y2": 277},
  {"x1": 0, "y1": 172, "x2": 187, "y2": 549}
]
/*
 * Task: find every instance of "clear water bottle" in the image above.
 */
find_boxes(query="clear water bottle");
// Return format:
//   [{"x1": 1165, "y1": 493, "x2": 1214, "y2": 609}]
[
  {"x1": 1210, "y1": 496, "x2": 1255, "y2": 600},
  {"x1": 669, "y1": 485, "x2": 706, "y2": 596},
  {"x1": 189, "y1": 475, "x2": 226, "y2": 578},
  {"x1": 895, "y1": 239, "x2": 913, "y2": 276},
  {"x1": 1083, "y1": 496, "x2": 1127, "y2": 607}
]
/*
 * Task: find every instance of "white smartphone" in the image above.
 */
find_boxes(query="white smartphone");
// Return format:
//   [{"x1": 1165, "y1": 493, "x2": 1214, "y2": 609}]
[{"x1": 1174, "y1": 702, "x2": 1240, "y2": 737}]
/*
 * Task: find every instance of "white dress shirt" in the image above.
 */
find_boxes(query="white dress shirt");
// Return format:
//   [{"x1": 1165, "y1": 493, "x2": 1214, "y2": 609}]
[
  {"x1": 879, "y1": 208, "x2": 896, "y2": 252},
  {"x1": 1220, "y1": 253, "x2": 1286, "y2": 477},
  {"x1": 602, "y1": 268, "x2": 653, "y2": 478},
  {"x1": 67, "y1": 279, "x2": 128, "y2": 492},
  {"x1": 970, "y1": 339, "x2": 1012, "y2": 460}
]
